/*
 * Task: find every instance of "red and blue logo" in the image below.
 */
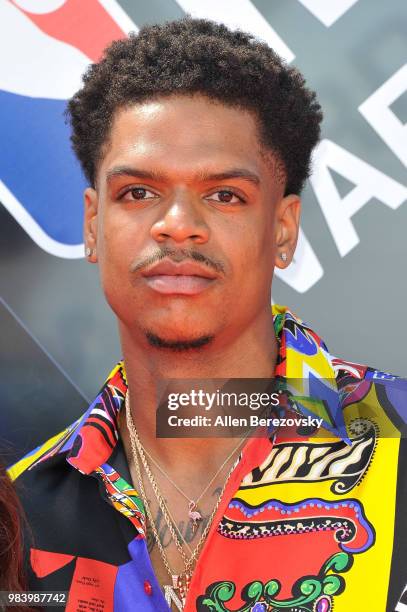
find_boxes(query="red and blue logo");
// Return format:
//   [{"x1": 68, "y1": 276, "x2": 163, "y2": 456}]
[{"x1": 0, "y1": 0, "x2": 136, "y2": 257}]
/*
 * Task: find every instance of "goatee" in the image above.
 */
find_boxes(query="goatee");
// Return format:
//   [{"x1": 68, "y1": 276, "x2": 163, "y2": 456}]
[{"x1": 145, "y1": 332, "x2": 213, "y2": 351}]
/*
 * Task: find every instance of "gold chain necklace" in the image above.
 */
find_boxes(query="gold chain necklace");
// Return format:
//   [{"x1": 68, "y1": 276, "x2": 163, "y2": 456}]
[
  {"x1": 125, "y1": 391, "x2": 243, "y2": 610},
  {"x1": 141, "y1": 424, "x2": 248, "y2": 534}
]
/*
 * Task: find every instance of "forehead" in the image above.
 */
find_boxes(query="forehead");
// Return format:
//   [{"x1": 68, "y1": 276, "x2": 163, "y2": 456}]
[{"x1": 99, "y1": 95, "x2": 271, "y2": 180}]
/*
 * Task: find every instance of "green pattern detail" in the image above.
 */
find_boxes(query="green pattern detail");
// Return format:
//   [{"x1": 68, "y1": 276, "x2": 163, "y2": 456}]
[
  {"x1": 116, "y1": 475, "x2": 132, "y2": 491},
  {"x1": 273, "y1": 314, "x2": 285, "y2": 339},
  {"x1": 129, "y1": 492, "x2": 145, "y2": 514},
  {"x1": 293, "y1": 397, "x2": 332, "y2": 427},
  {"x1": 115, "y1": 475, "x2": 145, "y2": 514},
  {"x1": 197, "y1": 552, "x2": 352, "y2": 612}
]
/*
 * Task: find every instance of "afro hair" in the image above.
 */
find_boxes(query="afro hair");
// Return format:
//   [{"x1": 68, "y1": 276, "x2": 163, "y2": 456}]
[{"x1": 67, "y1": 18, "x2": 323, "y2": 194}]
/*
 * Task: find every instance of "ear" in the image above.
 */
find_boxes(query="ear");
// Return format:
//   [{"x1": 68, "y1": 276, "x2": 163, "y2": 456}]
[
  {"x1": 274, "y1": 194, "x2": 301, "y2": 269},
  {"x1": 83, "y1": 187, "x2": 99, "y2": 263}
]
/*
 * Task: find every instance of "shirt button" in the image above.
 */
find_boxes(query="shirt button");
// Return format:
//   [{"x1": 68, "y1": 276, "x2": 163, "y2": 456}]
[{"x1": 144, "y1": 580, "x2": 153, "y2": 596}]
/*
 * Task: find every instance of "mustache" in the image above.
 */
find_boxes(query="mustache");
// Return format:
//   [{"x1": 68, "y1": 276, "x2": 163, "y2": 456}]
[{"x1": 129, "y1": 247, "x2": 225, "y2": 275}]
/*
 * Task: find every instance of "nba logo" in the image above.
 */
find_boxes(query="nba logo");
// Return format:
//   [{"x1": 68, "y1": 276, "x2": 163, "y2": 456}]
[{"x1": 0, "y1": 0, "x2": 136, "y2": 258}]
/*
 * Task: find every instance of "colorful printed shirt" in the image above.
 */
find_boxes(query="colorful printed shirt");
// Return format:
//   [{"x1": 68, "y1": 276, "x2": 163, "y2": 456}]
[{"x1": 9, "y1": 305, "x2": 407, "y2": 612}]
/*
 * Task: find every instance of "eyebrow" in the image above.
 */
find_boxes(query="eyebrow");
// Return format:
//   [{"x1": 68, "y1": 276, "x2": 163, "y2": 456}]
[
  {"x1": 106, "y1": 166, "x2": 164, "y2": 183},
  {"x1": 200, "y1": 169, "x2": 260, "y2": 186},
  {"x1": 105, "y1": 165, "x2": 260, "y2": 186}
]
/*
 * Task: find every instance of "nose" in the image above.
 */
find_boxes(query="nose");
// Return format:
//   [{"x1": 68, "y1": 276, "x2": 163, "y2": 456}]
[{"x1": 150, "y1": 190, "x2": 210, "y2": 245}]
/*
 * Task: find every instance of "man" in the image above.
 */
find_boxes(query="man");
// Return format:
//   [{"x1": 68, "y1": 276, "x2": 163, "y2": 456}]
[{"x1": 10, "y1": 18, "x2": 406, "y2": 612}]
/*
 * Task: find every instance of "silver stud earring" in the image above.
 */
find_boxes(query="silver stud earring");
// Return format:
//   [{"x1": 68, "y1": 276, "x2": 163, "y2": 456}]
[
  {"x1": 280, "y1": 252, "x2": 287, "y2": 262},
  {"x1": 85, "y1": 247, "x2": 92, "y2": 257}
]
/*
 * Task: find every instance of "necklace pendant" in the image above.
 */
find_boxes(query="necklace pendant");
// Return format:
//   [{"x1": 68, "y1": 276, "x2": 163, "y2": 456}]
[
  {"x1": 164, "y1": 584, "x2": 183, "y2": 610},
  {"x1": 175, "y1": 573, "x2": 191, "y2": 606},
  {"x1": 164, "y1": 574, "x2": 191, "y2": 610},
  {"x1": 188, "y1": 500, "x2": 203, "y2": 533}
]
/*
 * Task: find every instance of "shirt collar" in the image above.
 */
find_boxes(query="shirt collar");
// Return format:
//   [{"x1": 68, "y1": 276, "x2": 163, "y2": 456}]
[
  {"x1": 273, "y1": 305, "x2": 350, "y2": 443},
  {"x1": 31, "y1": 304, "x2": 350, "y2": 474}
]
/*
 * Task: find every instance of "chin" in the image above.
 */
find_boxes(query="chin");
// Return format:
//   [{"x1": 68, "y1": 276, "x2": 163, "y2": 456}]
[{"x1": 144, "y1": 330, "x2": 214, "y2": 351}]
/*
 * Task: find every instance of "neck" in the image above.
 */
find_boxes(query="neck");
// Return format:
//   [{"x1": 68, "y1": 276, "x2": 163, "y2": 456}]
[{"x1": 118, "y1": 308, "x2": 278, "y2": 469}]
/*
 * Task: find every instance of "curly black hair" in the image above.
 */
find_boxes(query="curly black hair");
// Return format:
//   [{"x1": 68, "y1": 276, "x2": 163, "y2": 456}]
[{"x1": 67, "y1": 18, "x2": 322, "y2": 194}]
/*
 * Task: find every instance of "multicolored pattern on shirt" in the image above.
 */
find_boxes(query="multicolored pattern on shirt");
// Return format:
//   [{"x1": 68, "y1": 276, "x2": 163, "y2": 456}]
[{"x1": 9, "y1": 305, "x2": 407, "y2": 612}]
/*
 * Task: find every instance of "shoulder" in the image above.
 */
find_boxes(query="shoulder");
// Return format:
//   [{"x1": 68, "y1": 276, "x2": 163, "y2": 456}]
[
  {"x1": 332, "y1": 356, "x2": 406, "y2": 437},
  {"x1": 8, "y1": 416, "x2": 81, "y2": 482}
]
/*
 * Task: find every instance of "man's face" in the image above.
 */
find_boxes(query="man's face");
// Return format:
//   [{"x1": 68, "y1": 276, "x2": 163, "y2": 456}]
[{"x1": 85, "y1": 95, "x2": 299, "y2": 349}]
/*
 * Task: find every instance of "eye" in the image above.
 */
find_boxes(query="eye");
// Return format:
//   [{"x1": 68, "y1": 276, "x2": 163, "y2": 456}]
[
  {"x1": 206, "y1": 190, "x2": 245, "y2": 205},
  {"x1": 120, "y1": 187, "x2": 158, "y2": 202}
]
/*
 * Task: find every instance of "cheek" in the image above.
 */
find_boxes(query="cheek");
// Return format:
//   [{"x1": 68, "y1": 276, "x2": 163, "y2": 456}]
[
  {"x1": 227, "y1": 219, "x2": 275, "y2": 281},
  {"x1": 98, "y1": 208, "x2": 139, "y2": 270},
  {"x1": 96, "y1": 223, "x2": 133, "y2": 302}
]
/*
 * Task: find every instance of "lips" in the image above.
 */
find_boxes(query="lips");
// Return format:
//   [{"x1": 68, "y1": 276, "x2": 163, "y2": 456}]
[{"x1": 141, "y1": 259, "x2": 218, "y2": 295}]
